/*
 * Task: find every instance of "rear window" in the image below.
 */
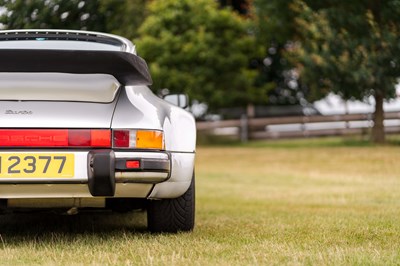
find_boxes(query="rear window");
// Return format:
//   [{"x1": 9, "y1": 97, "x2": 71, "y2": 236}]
[
  {"x1": 0, "y1": 40, "x2": 123, "y2": 51},
  {"x1": 0, "y1": 31, "x2": 126, "y2": 51}
]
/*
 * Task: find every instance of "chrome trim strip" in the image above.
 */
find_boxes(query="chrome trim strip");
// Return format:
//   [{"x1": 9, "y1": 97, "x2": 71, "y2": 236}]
[
  {"x1": 8, "y1": 198, "x2": 105, "y2": 208},
  {"x1": 115, "y1": 172, "x2": 168, "y2": 183},
  {"x1": 0, "y1": 183, "x2": 153, "y2": 198}
]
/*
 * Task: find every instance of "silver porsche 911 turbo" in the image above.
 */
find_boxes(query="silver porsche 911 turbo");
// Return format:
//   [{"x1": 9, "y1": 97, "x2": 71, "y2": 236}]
[{"x1": 0, "y1": 29, "x2": 196, "y2": 233}]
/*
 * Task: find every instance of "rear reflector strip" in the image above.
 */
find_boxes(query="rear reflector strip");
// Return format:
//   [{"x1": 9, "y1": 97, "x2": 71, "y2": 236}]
[
  {"x1": 0, "y1": 129, "x2": 111, "y2": 148},
  {"x1": 126, "y1": 160, "x2": 140, "y2": 169}
]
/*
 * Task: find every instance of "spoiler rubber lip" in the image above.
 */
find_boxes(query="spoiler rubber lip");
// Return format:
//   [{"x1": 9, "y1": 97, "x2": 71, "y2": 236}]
[{"x1": 0, "y1": 49, "x2": 152, "y2": 86}]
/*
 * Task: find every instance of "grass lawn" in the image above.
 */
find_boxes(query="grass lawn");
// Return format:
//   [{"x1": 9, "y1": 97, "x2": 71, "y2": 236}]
[{"x1": 0, "y1": 137, "x2": 400, "y2": 265}]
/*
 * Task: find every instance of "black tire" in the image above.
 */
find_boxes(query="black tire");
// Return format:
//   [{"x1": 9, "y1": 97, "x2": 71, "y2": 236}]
[{"x1": 147, "y1": 175, "x2": 195, "y2": 233}]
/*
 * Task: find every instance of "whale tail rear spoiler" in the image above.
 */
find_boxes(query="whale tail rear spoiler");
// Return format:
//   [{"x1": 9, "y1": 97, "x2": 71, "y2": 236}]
[{"x1": 0, "y1": 49, "x2": 152, "y2": 86}]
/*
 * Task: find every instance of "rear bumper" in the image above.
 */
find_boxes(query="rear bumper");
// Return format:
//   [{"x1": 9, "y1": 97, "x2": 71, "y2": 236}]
[{"x1": 0, "y1": 150, "x2": 195, "y2": 199}]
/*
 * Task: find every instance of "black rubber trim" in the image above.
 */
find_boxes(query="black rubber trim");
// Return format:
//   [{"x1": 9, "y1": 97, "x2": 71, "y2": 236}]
[
  {"x1": 0, "y1": 49, "x2": 152, "y2": 86},
  {"x1": 115, "y1": 158, "x2": 170, "y2": 173},
  {"x1": 87, "y1": 150, "x2": 115, "y2": 196}
]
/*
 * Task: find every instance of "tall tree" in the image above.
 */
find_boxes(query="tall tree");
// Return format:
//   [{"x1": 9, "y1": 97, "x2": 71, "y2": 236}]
[
  {"x1": 136, "y1": 0, "x2": 263, "y2": 111},
  {"x1": 254, "y1": 0, "x2": 400, "y2": 142},
  {"x1": 253, "y1": 0, "x2": 311, "y2": 106},
  {"x1": 292, "y1": 0, "x2": 400, "y2": 143}
]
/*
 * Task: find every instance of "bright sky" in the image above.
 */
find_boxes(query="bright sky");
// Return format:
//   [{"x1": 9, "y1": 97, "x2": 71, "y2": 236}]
[{"x1": 314, "y1": 83, "x2": 400, "y2": 115}]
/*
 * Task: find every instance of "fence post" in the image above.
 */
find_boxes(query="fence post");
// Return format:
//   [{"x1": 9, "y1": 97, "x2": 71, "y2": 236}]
[{"x1": 240, "y1": 114, "x2": 248, "y2": 142}]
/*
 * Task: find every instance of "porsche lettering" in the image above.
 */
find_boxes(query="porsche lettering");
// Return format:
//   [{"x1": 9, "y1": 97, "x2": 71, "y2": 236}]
[{"x1": 5, "y1": 110, "x2": 33, "y2": 115}]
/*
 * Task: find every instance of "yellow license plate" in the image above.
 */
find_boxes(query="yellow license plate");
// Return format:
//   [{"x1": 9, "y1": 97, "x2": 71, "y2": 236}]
[{"x1": 0, "y1": 153, "x2": 74, "y2": 178}]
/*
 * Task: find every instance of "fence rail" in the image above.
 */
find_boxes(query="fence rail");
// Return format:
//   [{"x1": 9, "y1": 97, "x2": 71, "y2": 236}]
[{"x1": 196, "y1": 111, "x2": 400, "y2": 140}]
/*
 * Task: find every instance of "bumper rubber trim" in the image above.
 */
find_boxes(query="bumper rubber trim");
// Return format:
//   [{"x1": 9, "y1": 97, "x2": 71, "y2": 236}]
[
  {"x1": 115, "y1": 158, "x2": 170, "y2": 173},
  {"x1": 87, "y1": 150, "x2": 115, "y2": 196}
]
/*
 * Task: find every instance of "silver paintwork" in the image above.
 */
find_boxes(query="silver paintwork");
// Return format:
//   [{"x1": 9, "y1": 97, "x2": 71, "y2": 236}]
[
  {"x1": 114, "y1": 183, "x2": 154, "y2": 197},
  {"x1": 0, "y1": 73, "x2": 120, "y2": 103},
  {"x1": 112, "y1": 86, "x2": 196, "y2": 152},
  {"x1": 111, "y1": 85, "x2": 197, "y2": 197},
  {"x1": 112, "y1": 86, "x2": 163, "y2": 131},
  {"x1": 149, "y1": 152, "x2": 195, "y2": 199},
  {"x1": 115, "y1": 172, "x2": 168, "y2": 183},
  {"x1": 0, "y1": 100, "x2": 117, "y2": 128},
  {"x1": 0, "y1": 30, "x2": 196, "y2": 201}
]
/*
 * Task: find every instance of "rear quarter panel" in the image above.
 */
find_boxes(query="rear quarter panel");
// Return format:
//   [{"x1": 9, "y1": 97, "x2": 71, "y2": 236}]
[
  {"x1": 112, "y1": 86, "x2": 196, "y2": 199},
  {"x1": 112, "y1": 86, "x2": 196, "y2": 153}
]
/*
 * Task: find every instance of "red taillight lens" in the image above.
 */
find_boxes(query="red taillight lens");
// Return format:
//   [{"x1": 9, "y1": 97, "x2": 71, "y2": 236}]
[
  {"x1": 91, "y1": 130, "x2": 112, "y2": 147},
  {"x1": 113, "y1": 130, "x2": 130, "y2": 147},
  {"x1": 68, "y1": 130, "x2": 91, "y2": 147},
  {"x1": 0, "y1": 129, "x2": 111, "y2": 148},
  {"x1": 0, "y1": 129, "x2": 68, "y2": 147}
]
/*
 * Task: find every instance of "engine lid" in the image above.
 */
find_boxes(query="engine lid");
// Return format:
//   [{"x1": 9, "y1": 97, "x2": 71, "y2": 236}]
[
  {"x1": 0, "y1": 101, "x2": 117, "y2": 128},
  {"x1": 0, "y1": 73, "x2": 120, "y2": 128}
]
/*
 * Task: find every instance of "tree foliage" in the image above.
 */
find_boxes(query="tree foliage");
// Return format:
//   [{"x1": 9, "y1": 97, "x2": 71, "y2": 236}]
[
  {"x1": 136, "y1": 0, "x2": 262, "y2": 111},
  {"x1": 254, "y1": 0, "x2": 400, "y2": 142},
  {"x1": 291, "y1": 0, "x2": 400, "y2": 142},
  {"x1": 0, "y1": 0, "x2": 146, "y2": 39},
  {"x1": 99, "y1": 0, "x2": 147, "y2": 39},
  {"x1": 252, "y1": 0, "x2": 310, "y2": 106},
  {"x1": 293, "y1": 1, "x2": 400, "y2": 99},
  {"x1": 0, "y1": 0, "x2": 106, "y2": 31}
]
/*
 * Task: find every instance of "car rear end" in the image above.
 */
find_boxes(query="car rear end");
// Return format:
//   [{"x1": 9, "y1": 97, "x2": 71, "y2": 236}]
[{"x1": 0, "y1": 30, "x2": 196, "y2": 232}]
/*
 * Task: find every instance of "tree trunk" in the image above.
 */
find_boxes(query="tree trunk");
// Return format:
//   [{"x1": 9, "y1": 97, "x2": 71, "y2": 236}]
[{"x1": 371, "y1": 90, "x2": 385, "y2": 143}]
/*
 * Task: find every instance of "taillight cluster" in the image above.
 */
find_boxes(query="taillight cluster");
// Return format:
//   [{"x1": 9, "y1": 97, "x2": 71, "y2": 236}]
[
  {"x1": 0, "y1": 129, "x2": 111, "y2": 147},
  {"x1": 112, "y1": 130, "x2": 164, "y2": 150},
  {"x1": 0, "y1": 129, "x2": 164, "y2": 150}
]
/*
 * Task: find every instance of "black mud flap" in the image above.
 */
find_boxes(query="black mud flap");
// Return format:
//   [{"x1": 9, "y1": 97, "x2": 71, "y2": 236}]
[{"x1": 87, "y1": 150, "x2": 115, "y2": 197}]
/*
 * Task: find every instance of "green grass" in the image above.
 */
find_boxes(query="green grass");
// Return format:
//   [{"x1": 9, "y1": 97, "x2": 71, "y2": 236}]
[{"x1": 1, "y1": 138, "x2": 400, "y2": 265}]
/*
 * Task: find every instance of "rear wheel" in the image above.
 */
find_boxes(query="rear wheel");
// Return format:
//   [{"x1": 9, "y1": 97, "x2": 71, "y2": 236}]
[{"x1": 147, "y1": 175, "x2": 195, "y2": 233}]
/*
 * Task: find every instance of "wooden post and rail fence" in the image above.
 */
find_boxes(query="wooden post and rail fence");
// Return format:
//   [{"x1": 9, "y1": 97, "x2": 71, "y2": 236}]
[{"x1": 196, "y1": 111, "x2": 400, "y2": 141}]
